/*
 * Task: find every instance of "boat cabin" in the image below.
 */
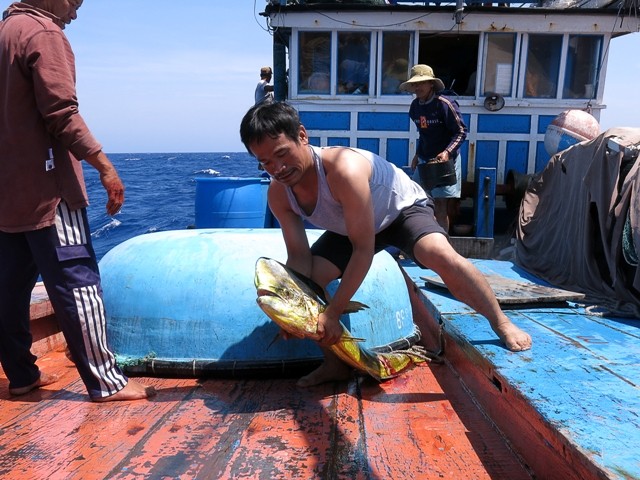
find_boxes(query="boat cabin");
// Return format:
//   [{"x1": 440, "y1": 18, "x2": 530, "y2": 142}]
[{"x1": 262, "y1": 0, "x2": 639, "y2": 235}]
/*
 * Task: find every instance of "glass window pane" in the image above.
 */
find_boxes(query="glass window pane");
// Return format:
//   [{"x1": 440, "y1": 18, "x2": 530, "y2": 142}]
[
  {"x1": 483, "y1": 33, "x2": 516, "y2": 96},
  {"x1": 563, "y1": 35, "x2": 602, "y2": 99},
  {"x1": 381, "y1": 32, "x2": 411, "y2": 95},
  {"x1": 298, "y1": 31, "x2": 331, "y2": 94},
  {"x1": 337, "y1": 32, "x2": 370, "y2": 95},
  {"x1": 524, "y1": 34, "x2": 562, "y2": 98}
]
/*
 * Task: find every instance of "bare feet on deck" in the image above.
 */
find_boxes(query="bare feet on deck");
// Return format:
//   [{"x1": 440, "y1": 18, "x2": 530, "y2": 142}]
[
  {"x1": 9, "y1": 371, "x2": 58, "y2": 396},
  {"x1": 297, "y1": 354, "x2": 352, "y2": 388},
  {"x1": 493, "y1": 318, "x2": 532, "y2": 352},
  {"x1": 92, "y1": 379, "x2": 157, "y2": 402}
]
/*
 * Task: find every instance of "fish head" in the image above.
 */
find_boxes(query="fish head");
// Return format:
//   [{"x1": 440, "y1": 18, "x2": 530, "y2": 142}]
[{"x1": 254, "y1": 257, "x2": 324, "y2": 340}]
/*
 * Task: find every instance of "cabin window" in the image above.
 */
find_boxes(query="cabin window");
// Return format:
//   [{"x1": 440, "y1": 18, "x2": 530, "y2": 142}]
[
  {"x1": 483, "y1": 33, "x2": 516, "y2": 97},
  {"x1": 381, "y1": 32, "x2": 412, "y2": 95},
  {"x1": 337, "y1": 32, "x2": 371, "y2": 95},
  {"x1": 563, "y1": 35, "x2": 602, "y2": 99},
  {"x1": 298, "y1": 31, "x2": 331, "y2": 95},
  {"x1": 524, "y1": 34, "x2": 562, "y2": 99},
  {"x1": 417, "y1": 33, "x2": 479, "y2": 96}
]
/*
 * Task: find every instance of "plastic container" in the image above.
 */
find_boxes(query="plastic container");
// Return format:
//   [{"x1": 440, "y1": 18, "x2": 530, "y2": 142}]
[
  {"x1": 195, "y1": 177, "x2": 269, "y2": 228},
  {"x1": 417, "y1": 158, "x2": 457, "y2": 190}
]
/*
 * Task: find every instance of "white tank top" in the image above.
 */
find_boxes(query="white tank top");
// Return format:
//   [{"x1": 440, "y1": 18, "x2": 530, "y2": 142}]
[{"x1": 285, "y1": 146, "x2": 427, "y2": 235}]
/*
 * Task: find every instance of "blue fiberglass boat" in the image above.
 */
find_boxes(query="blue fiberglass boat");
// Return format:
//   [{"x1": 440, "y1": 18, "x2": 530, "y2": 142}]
[{"x1": 98, "y1": 228, "x2": 419, "y2": 376}]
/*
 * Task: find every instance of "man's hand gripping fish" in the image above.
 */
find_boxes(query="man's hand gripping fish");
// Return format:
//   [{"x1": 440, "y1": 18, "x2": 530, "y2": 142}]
[{"x1": 254, "y1": 257, "x2": 433, "y2": 381}]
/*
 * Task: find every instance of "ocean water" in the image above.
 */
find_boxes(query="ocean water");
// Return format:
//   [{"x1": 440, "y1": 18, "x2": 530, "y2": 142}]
[{"x1": 83, "y1": 152, "x2": 261, "y2": 261}]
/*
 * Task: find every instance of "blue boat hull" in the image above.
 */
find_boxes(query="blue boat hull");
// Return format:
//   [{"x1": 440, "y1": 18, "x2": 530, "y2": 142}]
[{"x1": 98, "y1": 229, "x2": 419, "y2": 376}]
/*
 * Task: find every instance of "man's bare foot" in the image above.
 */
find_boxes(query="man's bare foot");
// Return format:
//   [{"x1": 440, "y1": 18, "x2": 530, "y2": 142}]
[
  {"x1": 297, "y1": 358, "x2": 351, "y2": 388},
  {"x1": 493, "y1": 320, "x2": 532, "y2": 352},
  {"x1": 92, "y1": 379, "x2": 157, "y2": 402},
  {"x1": 9, "y1": 371, "x2": 58, "y2": 396}
]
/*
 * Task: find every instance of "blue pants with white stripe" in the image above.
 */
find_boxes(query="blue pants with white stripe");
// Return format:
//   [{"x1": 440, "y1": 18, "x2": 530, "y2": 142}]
[{"x1": 0, "y1": 201, "x2": 128, "y2": 399}]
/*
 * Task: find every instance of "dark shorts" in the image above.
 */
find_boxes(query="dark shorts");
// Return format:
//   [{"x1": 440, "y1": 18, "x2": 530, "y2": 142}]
[{"x1": 310, "y1": 200, "x2": 446, "y2": 273}]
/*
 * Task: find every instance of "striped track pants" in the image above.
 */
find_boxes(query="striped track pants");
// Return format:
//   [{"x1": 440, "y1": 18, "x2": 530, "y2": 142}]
[{"x1": 0, "y1": 201, "x2": 128, "y2": 399}]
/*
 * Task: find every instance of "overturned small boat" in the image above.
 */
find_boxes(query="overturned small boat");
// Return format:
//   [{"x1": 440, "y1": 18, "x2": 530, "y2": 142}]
[{"x1": 99, "y1": 228, "x2": 420, "y2": 377}]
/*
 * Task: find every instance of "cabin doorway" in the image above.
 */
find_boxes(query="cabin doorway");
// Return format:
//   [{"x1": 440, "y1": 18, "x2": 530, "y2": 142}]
[{"x1": 418, "y1": 33, "x2": 479, "y2": 96}]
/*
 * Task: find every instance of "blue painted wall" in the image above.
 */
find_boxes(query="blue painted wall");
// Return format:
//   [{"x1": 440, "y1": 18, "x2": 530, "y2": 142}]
[
  {"x1": 358, "y1": 112, "x2": 410, "y2": 131},
  {"x1": 538, "y1": 115, "x2": 555, "y2": 134},
  {"x1": 387, "y1": 139, "x2": 410, "y2": 168},
  {"x1": 327, "y1": 137, "x2": 350, "y2": 147},
  {"x1": 505, "y1": 141, "x2": 529, "y2": 177},
  {"x1": 300, "y1": 111, "x2": 351, "y2": 130},
  {"x1": 357, "y1": 138, "x2": 380, "y2": 154},
  {"x1": 299, "y1": 107, "x2": 552, "y2": 178},
  {"x1": 478, "y1": 114, "x2": 531, "y2": 134},
  {"x1": 535, "y1": 141, "x2": 550, "y2": 172},
  {"x1": 476, "y1": 141, "x2": 499, "y2": 170}
]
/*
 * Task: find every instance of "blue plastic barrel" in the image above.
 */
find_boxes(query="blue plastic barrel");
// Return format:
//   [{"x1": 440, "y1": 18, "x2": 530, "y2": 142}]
[{"x1": 195, "y1": 177, "x2": 269, "y2": 228}]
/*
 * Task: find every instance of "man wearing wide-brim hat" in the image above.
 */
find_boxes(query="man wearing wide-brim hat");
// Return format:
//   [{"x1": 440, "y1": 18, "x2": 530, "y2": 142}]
[
  {"x1": 399, "y1": 64, "x2": 446, "y2": 93},
  {"x1": 401, "y1": 64, "x2": 468, "y2": 233}
]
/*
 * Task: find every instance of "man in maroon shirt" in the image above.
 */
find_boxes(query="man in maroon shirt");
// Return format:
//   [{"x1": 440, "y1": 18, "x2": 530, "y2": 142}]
[{"x1": 0, "y1": 0, "x2": 154, "y2": 401}]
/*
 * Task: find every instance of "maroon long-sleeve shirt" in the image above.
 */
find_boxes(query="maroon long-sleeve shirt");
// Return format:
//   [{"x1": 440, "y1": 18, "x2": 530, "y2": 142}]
[{"x1": 0, "y1": 3, "x2": 102, "y2": 232}]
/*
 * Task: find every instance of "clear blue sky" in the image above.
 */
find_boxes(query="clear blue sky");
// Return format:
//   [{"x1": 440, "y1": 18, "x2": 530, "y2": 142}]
[{"x1": 64, "y1": 0, "x2": 639, "y2": 153}]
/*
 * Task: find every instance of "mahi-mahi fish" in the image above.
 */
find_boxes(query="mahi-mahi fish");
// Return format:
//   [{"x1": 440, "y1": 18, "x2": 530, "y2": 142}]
[{"x1": 254, "y1": 257, "x2": 433, "y2": 381}]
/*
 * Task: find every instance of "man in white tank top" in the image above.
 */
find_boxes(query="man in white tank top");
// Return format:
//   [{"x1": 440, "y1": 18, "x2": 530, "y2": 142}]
[{"x1": 241, "y1": 102, "x2": 531, "y2": 388}]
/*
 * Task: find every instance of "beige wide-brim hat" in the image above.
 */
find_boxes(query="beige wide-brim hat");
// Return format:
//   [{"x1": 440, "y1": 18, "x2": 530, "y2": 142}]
[{"x1": 399, "y1": 64, "x2": 445, "y2": 93}]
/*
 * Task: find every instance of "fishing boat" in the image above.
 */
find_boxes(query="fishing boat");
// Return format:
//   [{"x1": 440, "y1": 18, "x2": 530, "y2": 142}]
[
  {"x1": 4, "y1": 129, "x2": 639, "y2": 478},
  {"x1": 1, "y1": 1, "x2": 639, "y2": 479}
]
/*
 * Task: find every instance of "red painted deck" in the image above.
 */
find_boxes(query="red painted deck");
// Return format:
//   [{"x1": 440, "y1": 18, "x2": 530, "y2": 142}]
[{"x1": 0, "y1": 285, "x2": 531, "y2": 480}]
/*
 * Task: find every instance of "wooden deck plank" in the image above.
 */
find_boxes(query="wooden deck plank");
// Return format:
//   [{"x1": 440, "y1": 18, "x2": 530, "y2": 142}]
[
  {"x1": 0, "y1": 345, "x2": 78, "y2": 422},
  {"x1": 107, "y1": 378, "x2": 355, "y2": 479},
  {"x1": 434, "y1": 308, "x2": 640, "y2": 470},
  {"x1": 218, "y1": 380, "x2": 369, "y2": 480},
  {"x1": 401, "y1": 258, "x2": 640, "y2": 480},
  {"x1": 422, "y1": 273, "x2": 585, "y2": 304},
  {"x1": 0, "y1": 350, "x2": 200, "y2": 480},
  {"x1": 6, "y1": 260, "x2": 634, "y2": 479},
  {"x1": 358, "y1": 365, "x2": 531, "y2": 480},
  {"x1": 1, "y1": 344, "x2": 530, "y2": 480}
]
